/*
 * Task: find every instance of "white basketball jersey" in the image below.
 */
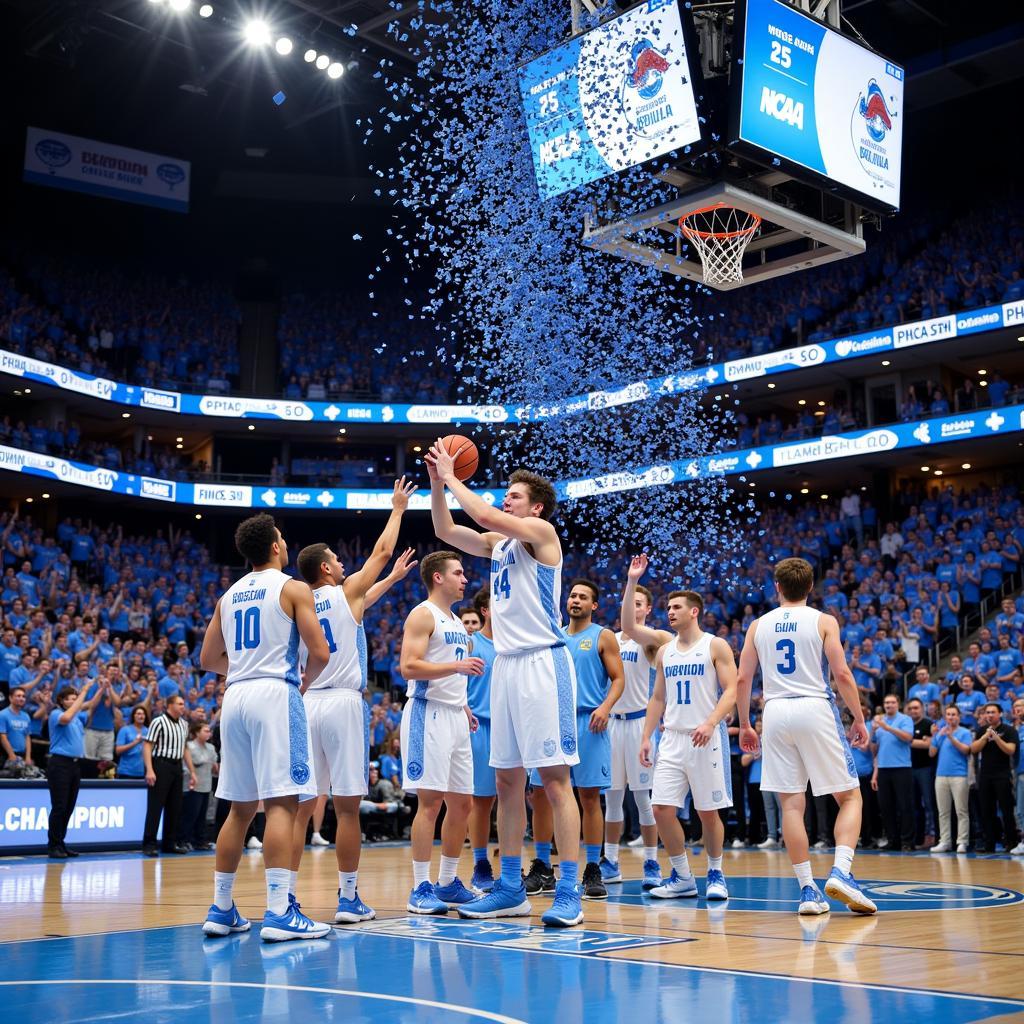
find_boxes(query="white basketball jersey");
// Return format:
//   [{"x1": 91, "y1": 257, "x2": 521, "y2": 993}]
[
  {"x1": 754, "y1": 605, "x2": 830, "y2": 701},
  {"x1": 616, "y1": 632, "x2": 656, "y2": 713},
  {"x1": 490, "y1": 537, "x2": 564, "y2": 656},
  {"x1": 304, "y1": 584, "x2": 364, "y2": 691},
  {"x1": 662, "y1": 632, "x2": 719, "y2": 732},
  {"x1": 407, "y1": 601, "x2": 470, "y2": 707},
  {"x1": 221, "y1": 568, "x2": 299, "y2": 687}
]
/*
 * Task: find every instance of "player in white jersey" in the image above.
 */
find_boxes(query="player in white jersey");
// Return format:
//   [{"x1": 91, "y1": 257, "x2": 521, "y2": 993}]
[
  {"x1": 199, "y1": 513, "x2": 333, "y2": 943},
  {"x1": 737, "y1": 557, "x2": 876, "y2": 916},
  {"x1": 603, "y1": 554, "x2": 674, "y2": 890},
  {"x1": 426, "y1": 446, "x2": 583, "y2": 928},
  {"x1": 639, "y1": 589, "x2": 738, "y2": 901},
  {"x1": 399, "y1": 550, "x2": 483, "y2": 915},
  {"x1": 288, "y1": 477, "x2": 417, "y2": 925}
]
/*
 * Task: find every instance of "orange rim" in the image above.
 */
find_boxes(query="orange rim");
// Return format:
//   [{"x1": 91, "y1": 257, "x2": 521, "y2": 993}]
[{"x1": 679, "y1": 204, "x2": 761, "y2": 240}]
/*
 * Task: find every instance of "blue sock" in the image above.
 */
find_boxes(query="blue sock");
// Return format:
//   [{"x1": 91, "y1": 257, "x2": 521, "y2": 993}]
[
  {"x1": 560, "y1": 860, "x2": 579, "y2": 886},
  {"x1": 473, "y1": 847, "x2": 487, "y2": 864},
  {"x1": 501, "y1": 856, "x2": 522, "y2": 889},
  {"x1": 585, "y1": 844, "x2": 601, "y2": 866},
  {"x1": 535, "y1": 842, "x2": 552, "y2": 866}
]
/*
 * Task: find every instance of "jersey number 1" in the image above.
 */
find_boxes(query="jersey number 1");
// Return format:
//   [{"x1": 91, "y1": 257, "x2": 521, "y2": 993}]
[
  {"x1": 233, "y1": 608, "x2": 261, "y2": 651},
  {"x1": 319, "y1": 618, "x2": 337, "y2": 654}
]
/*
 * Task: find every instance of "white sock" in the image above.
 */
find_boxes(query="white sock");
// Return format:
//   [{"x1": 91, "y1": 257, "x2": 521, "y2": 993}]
[
  {"x1": 266, "y1": 868, "x2": 290, "y2": 915},
  {"x1": 707, "y1": 855, "x2": 723, "y2": 871},
  {"x1": 833, "y1": 845, "x2": 854, "y2": 875},
  {"x1": 669, "y1": 852, "x2": 691, "y2": 878},
  {"x1": 288, "y1": 870, "x2": 299, "y2": 896},
  {"x1": 604, "y1": 842, "x2": 620, "y2": 863},
  {"x1": 437, "y1": 855, "x2": 460, "y2": 887},
  {"x1": 213, "y1": 871, "x2": 235, "y2": 911},
  {"x1": 413, "y1": 860, "x2": 431, "y2": 887},
  {"x1": 793, "y1": 860, "x2": 814, "y2": 889},
  {"x1": 339, "y1": 870, "x2": 358, "y2": 901},
  {"x1": 643, "y1": 846, "x2": 658, "y2": 863}
]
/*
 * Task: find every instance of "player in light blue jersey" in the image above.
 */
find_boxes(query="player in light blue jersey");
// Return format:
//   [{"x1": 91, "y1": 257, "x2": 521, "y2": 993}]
[
  {"x1": 427, "y1": 445, "x2": 585, "y2": 928},
  {"x1": 528, "y1": 580, "x2": 624, "y2": 901},
  {"x1": 199, "y1": 514, "x2": 332, "y2": 943},
  {"x1": 464, "y1": 587, "x2": 498, "y2": 892}
]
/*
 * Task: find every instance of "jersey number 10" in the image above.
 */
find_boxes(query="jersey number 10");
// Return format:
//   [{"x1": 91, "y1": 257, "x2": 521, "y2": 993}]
[{"x1": 233, "y1": 608, "x2": 261, "y2": 651}]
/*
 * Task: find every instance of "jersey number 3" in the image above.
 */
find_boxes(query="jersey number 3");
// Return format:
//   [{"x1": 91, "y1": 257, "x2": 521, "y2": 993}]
[{"x1": 775, "y1": 639, "x2": 796, "y2": 675}]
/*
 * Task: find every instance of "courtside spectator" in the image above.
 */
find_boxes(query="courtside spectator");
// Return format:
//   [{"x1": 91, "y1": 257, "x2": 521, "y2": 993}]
[
  {"x1": 970, "y1": 703, "x2": 1019, "y2": 853},
  {"x1": 872, "y1": 694, "x2": 915, "y2": 851}
]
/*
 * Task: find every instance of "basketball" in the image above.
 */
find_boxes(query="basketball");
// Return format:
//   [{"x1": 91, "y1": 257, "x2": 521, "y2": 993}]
[{"x1": 440, "y1": 434, "x2": 479, "y2": 481}]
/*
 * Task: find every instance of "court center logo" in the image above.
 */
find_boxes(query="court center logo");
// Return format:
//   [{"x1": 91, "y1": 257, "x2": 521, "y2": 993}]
[{"x1": 620, "y1": 38, "x2": 676, "y2": 140}]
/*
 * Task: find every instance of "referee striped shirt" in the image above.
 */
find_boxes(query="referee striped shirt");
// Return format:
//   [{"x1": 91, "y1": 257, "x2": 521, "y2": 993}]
[{"x1": 146, "y1": 714, "x2": 189, "y2": 760}]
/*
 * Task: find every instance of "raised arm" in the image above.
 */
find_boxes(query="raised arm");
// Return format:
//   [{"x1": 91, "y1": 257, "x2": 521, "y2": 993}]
[
  {"x1": 400, "y1": 605, "x2": 484, "y2": 681},
  {"x1": 428, "y1": 469, "x2": 500, "y2": 559},
  {"x1": 364, "y1": 548, "x2": 419, "y2": 611},
  {"x1": 620, "y1": 555, "x2": 673, "y2": 658},
  {"x1": 199, "y1": 600, "x2": 229, "y2": 677}
]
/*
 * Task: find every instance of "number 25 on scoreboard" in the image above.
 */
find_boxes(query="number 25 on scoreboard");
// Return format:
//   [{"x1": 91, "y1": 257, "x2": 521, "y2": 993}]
[
  {"x1": 539, "y1": 90, "x2": 559, "y2": 115},
  {"x1": 769, "y1": 40, "x2": 792, "y2": 68}
]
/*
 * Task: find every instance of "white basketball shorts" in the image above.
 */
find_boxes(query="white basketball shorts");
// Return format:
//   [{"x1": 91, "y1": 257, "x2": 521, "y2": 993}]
[
  {"x1": 304, "y1": 687, "x2": 369, "y2": 798},
  {"x1": 760, "y1": 695, "x2": 860, "y2": 796},
  {"x1": 400, "y1": 697, "x2": 473, "y2": 795},
  {"x1": 216, "y1": 679, "x2": 317, "y2": 803},
  {"x1": 609, "y1": 713, "x2": 654, "y2": 791},
  {"x1": 651, "y1": 724, "x2": 732, "y2": 811},
  {"x1": 489, "y1": 646, "x2": 580, "y2": 772}
]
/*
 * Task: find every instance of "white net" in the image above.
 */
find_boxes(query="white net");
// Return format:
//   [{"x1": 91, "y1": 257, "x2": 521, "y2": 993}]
[{"x1": 679, "y1": 205, "x2": 762, "y2": 286}]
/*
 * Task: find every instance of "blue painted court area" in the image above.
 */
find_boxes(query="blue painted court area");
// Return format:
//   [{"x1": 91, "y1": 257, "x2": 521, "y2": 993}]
[
  {"x1": 605, "y1": 875, "x2": 1024, "y2": 913},
  {"x1": 5, "y1": 919, "x2": 1024, "y2": 1024}
]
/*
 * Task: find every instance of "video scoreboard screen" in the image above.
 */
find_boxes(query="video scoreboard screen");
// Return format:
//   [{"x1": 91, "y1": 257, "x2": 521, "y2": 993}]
[
  {"x1": 519, "y1": 0, "x2": 703, "y2": 201},
  {"x1": 731, "y1": 0, "x2": 904, "y2": 211}
]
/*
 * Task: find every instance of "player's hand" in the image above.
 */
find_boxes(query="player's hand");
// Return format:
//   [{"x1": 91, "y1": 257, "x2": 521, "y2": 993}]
[
  {"x1": 424, "y1": 456, "x2": 439, "y2": 483},
  {"x1": 466, "y1": 707, "x2": 479, "y2": 733},
  {"x1": 627, "y1": 554, "x2": 649, "y2": 582},
  {"x1": 391, "y1": 475, "x2": 417, "y2": 512},
  {"x1": 390, "y1": 548, "x2": 419, "y2": 581},
  {"x1": 145, "y1": 770, "x2": 156, "y2": 786},
  {"x1": 589, "y1": 707, "x2": 610, "y2": 733},
  {"x1": 738, "y1": 725, "x2": 759, "y2": 754},
  {"x1": 426, "y1": 438, "x2": 456, "y2": 484},
  {"x1": 849, "y1": 719, "x2": 870, "y2": 750},
  {"x1": 691, "y1": 720, "x2": 714, "y2": 747},
  {"x1": 639, "y1": 737, "x2": 653, "y2": 768},
  {"x1": 457, "y1": 657, "x2": 486, "y2": 676}
]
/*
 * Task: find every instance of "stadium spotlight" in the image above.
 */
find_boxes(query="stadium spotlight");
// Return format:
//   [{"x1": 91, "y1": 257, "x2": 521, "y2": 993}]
[
  {"x1": 195, "y1": 513, "x2": 203, "y2": 520},
  {"x1": 121, "y1": 412, "x2": 131, "y2": 418},
  {"x1": 199, "y1": 3, "x2": 214, "y2": 15},
  {"x1": 327, "y1": 61, "x2": 344, "y2": 79},
  {"x1": 797, "y1": 399, "x2": 806, "y2": 406},
  {"x1": 315, "y1": 53, "x2": 330, "y2": 69},
  {"x1": 977, "y1": 368, "x2": 987, "y2": 375},
  {"x1": 881, "y1": 359, "x2": 890, "y2": 366},
  {"x1": 920, "y1": 466, "x2": 929, "y2": 472},
  {"x1": 962, "y1": 463, "x2": 972, "y2": 470},
  {"x1": 767, "y1": 382, "x2": 775, "y2": 389},
  {"x1": 169, "y1": 0, "x2": 191, "y2": 11},
  {"x1": 304, "y1": 48, "x2": 317, "y2": 62},
  {"x1": 819, "y1": 493, "x2": 828, "y2": 500},
  {"x1": 248, "y1": 424, "x2": 255, "y2": 431},
  {"x1": 42, "y1": 493, "x2": 50, "y2": 499},
  {"x1": 25, "y1": 498, "x2": 33, "y2": 504},
  {"x1": 412, "y1": 445, "x2": 422, "y2": 453},
  {"x1": 148, "y1": 0, "x2": 165, "y2": 5},
  {"x1": 934, "y1": 469, "x2": 943, "y2": 476},
  {"x1": 243, "y1": 19, "x2": 271, "y2": 46},
  {"x1": 275, "y1": 36, "x2": 293, "y2": 55}
]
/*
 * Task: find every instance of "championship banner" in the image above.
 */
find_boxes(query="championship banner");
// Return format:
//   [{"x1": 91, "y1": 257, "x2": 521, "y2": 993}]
[{"x1": 24, "y1": 127, "x2": 190, "y2": 213}]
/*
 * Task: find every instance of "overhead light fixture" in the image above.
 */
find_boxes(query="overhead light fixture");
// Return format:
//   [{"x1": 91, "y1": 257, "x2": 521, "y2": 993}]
[
  {"x1": 242, "y1": 19, "x2": 271, "y2": 46},
  {"x1": 338, "y1": 427, "x2": 346, "y2": 435},
  {"x1": 275, "y1": 36, "x2": 293, "y2": 55},
  {"x1": 23, "y1": 388, "x2": 31, "y2": 394},
  {"x1": 169, "y1": 0, "x2": 191, "y2": 11},
  {"x1": 820, "y1": 493, "x2": 828, "y2": 500},
  {"x1": 961, "y1": 462, "x2": 972, "y2": 470},
  {"x1": 122, "y1": 412, "x2": 131, "y2": 419},
  {"x1": 412, "y1": 445, "x2": 422, "y2": 453},
  {"x1": 979, "y1": 379, "x2": 988, "y2": 387},
  {"x1": 176, "y1": 436, "x2": 183, "y2": 442},
  {"x1": 797, "y1": 399, "x2": 806, "y2": 406},
  {"x1": 199, "y1": 4, "x2": 214, "y2": 16},
  {"x1": 920, "y1": 466, "x2": 929, "y2": 472},
  {"x1": 881, "y1": 359, "x2": 890, "y2": 366},
  {"x1": 800, "y1": 487, "x2": 809, "y2": 494},
  {"x1": 25, "y1": 498, "x2": 33, "y2": 504},
  {"x1": 304, "y1": 48, "x2": 317, "y2": 63},
  {"x1": 315, "y1": 54, "x2": 330, "y2": 70},
  {"x1": 934, "y1": 469, "x2": 943, "y2": 476},
  {"x1": 247, "y1": 424, "x2": 255, "y2": 431},
  {"x1": 148, "y1": 0, "x2": 165, "y2": 5},
  {"x1": 817, "y1": 400, "x2": 826, "y2": 407},
  {"x1": 195, "y1": 513, "x2": 203, "y2": 520},
  {"x1": 978, "y1": 369, "x2": 987, "y2": 375},
  {"x1": 327, "y1": 61, "x2": 344, "y2": 79},
  {"x1": 42, "y1": 493, "x2": 50, "y2": 499},
  {"x1": 147, "y1": 435, "x2": 153, "y2": 441},
  {"x1": 767, "y1": 382, "x2": 775, "y2": 389}
]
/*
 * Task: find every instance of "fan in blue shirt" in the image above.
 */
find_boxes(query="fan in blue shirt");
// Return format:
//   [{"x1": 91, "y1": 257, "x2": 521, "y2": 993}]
[
  {"x1": 945, "y1": 676, "x2": 986, "y2": 728},
  {"x1": 907, "y1": 666, "x2": 941, "y2": 707}
]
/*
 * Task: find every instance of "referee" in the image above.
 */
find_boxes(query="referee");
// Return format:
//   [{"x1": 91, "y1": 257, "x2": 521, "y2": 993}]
[{"x1": 142, "y1": 695, "x2": 196, "y2": 856}]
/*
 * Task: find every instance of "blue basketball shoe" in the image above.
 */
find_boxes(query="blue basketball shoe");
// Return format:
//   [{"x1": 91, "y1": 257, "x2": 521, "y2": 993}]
[
  {"x1": 260, "y1": 904, "x2": 333, "y2": 942},
  {"x1": 648, "y1": 869, "x2": 698, "y2": 899},
  {"x1": 798, "y1": 885, "x2": 830, "y2": 916},
  {"x1": 541, "y1": 880, "x2": 584, "y2": 927},
  {"x1": 823, "y1": 868, "x2": 877, "y2": 914},
  {"x1": 457, "y1": 877, "x2": 532, "y2": 919},
  {"x1": 202, "y1": 902, "x2": 251, "y2": 937},
  {"x1": 471, "y1": 858, "x2": 495, "y2": 893},
  {"x1": 641, "y1": 860, "x2": 663, "y2": 890},
  {"x1": 434, "y1": 877, "x2": 477, "y2": 907},
  {"x1": 705, "y1": 869, "x2": 729, "y2": 901},
  {"x1": 599, "y1": 856, "x2": 623, "y2": 883},
  {"x1": 335, "y1": 890, "x2": 376, "y2": 923},
  {"x1": 407, "y1": 881, "x2": 449, "y2": 915}
]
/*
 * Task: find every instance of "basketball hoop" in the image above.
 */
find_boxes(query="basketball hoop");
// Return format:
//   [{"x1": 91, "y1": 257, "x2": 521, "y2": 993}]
[{"x1": 679, "y1": 204, "x2": 762, "y2": 286}]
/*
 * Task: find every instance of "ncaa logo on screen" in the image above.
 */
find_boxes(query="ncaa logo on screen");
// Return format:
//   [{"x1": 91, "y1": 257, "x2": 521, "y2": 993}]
[{"x1": 620, "y1": 38, "x2": 676, "y2": 139}]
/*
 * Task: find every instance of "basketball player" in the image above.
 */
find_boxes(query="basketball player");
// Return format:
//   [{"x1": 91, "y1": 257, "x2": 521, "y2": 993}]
[
  {"x1": 199, "y1": 514, "x2": 333, "y2": 942},
  {"x1": 400, "y1": 550, "x2": 482, "y2": 914},
  {"x1": 737, "y1": 557, "x2": 876, "y2": 915},
  {"x1": 640, "y1": 589, "x2": 738, "y2": 900},
  {"x1": 426, "y1": 441, "x2": 584, "y2": 928},
  {"x1": 605, "y1": 554, "x2": 673, "y2": 890},
  {"x1": 290, "y1": 477, "x2": 417, "y2": 925},
  {"x1": 461, "y1": 606, "x2": 483, "y2": 634},
  {"x1": 467, "y1": 587, "x2": 498, "y2": 893},
  {"x1": 528, "y1": 579, "x2": 624, "y2": 900}
]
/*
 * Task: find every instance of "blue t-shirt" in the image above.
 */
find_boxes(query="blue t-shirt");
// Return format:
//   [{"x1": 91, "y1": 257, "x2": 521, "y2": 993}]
[
  {"x1": 84, "y1": 683, "x2": 116, "y2": 731},
  {"x1": 852, "y1": 743, "x2": 874, "y2": 777},
  {"x1": 0, "y1": 707, "x2": 31, "y2": 754},
  {"x1": 874, "y1": 713, "x2": 913, "y2": 768},
  {"x1": 748, "y1": 753, "x2": 762, "y2": 784},
  {"x1": 931, "y1": 726, "x2": 972, "y2": 777},
  {"x1": 115, "y1": 724, "x2": 148, "y2": 777},
  {"x1": 946, "y1": 691, "x2": 985, "y2": 728},
  {"x1": 852, "y1": 653, "x2": 882, "y2": 690},
  {"x1": 0, "y1": 643, "x2": 21, "y2": 682},
  {"x1": 907, "y1": 682, "x2": 940, "y2": 706},
  {"x1": 467, "y1": 631, "x2": 495, "y2": 719},
  {"x1": 564, "y1": 623, "x2": 608, "y2": 712},
  {"x1": 379, "y1": 753, "x2": 402, "y2": 786},
  {"x1": 49, "y1": 708, "x2": 88, "y2": 757}
]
